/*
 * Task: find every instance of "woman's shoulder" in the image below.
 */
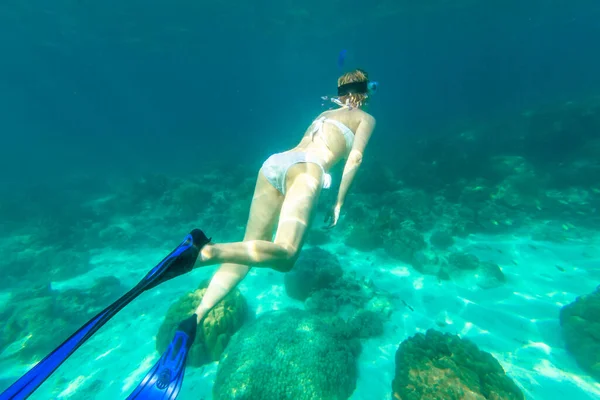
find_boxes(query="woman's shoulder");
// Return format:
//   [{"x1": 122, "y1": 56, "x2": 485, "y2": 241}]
[
  {"x1": 315, "y1": 107, "x2": 375, "y2": 126},
  {"x1": 362, "y1": 110, "x2": 376, "y2": 124},
  {"x1": 348, "y1": 108, "x2": 376, "y2": 126}
]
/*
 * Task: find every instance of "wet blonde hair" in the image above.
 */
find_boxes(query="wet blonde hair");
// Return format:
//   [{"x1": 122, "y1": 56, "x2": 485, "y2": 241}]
[{"x1": 337, "y1": 68, "x2": 369, "y2": 107}]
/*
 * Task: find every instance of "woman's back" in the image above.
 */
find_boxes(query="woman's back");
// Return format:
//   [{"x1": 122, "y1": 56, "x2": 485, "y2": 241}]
[{"x1": 290, "y1": 107, "x2": 374, "y2": 171}]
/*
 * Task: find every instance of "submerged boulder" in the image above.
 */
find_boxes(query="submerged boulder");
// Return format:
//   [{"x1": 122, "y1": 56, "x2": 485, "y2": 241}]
[
  {"x1": 0, "y1": 277, "x2": 125, "y2": 362},
  {"x1": 475, "y1": 261, "x2": 506, "y2": 289},
  {"x1": 284, "y1": 247, "x2": 343, "y2": 301},
  {"x1": 382, "y1": 220, "x2": 427, "y2": 264},
  {"x1": 560, "y1": 286, "x2": 600, "y2": 381},
  {"x1": 429, "y1": 229, "x2": 455, "y2": 249},
  {"x1": 213, "y1": 309, "x2": 358, "y2": 400},
  {"x1": 413, "y1": 250, "x2": 506, "y2": 289},
  {"x1": 392, "y1": 329, "x2": 524, "y2": 400},
  {"x1": 156, "y1": 281, "x2": 247, "y2": 366}
]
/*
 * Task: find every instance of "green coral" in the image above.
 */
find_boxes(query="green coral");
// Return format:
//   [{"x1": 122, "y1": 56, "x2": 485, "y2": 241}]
[
  {"x1": 347, "y1": 310, "x2": 385, "y2": 339},
  {"x1": 412, "y1": 251, "x2": 506, "y2": 289},
  {"x1": 213, "y1": 309, "x2": 358, "y2": 400},
  {"x1": 392, "y1": 329, "x2": 524, "y2": 400},
  {"x1": 476, "y1": 262, "x2": 506, "y2": 289},
  {"x1": 382, "y1": 220, "x2": 426, "y2": 263},
  {"x1": 306, "y1": 227, "x2": 331, "y2": 246},
  {"x1": 429, "y1": 229, "x2": 455, "y2": 249},
  {"x1": 0, "y1": 277, "x2": 124, "y2": 362},
  {"x1": 344, "y1": 191, "x2": 431, "y2": 255},
  {"x1": 448, "y1": 252, "x2": 480, "y2": 270},
  {"x1": 168, "y1": 181, "x2": 212, "y2": 218},
  {"x1": 0, "y1": 246, "x2": 91, "y2": 289},
  {"x1": 344, "y1": 223, "x2": 381, "y2": 251},
  {"x1": 284, "y1": 247, "x2": 343, "y2": 301},
  {"x1": 304, "y1": 277, "x2": 372, "y2": 315},
  {"x1": 155, "y1": 281, "x2": 247, "y2": 366},
  {"x1": 560, "y1": 286, "x2": 600, "y2": 381}
]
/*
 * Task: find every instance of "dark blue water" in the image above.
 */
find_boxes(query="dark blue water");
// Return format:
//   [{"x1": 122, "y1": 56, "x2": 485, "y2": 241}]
[{"x1": 0, "y1": 1, "x2": 598, "y2": 186}]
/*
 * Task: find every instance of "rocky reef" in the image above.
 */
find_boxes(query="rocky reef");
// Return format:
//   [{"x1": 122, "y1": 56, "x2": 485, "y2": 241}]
[
  {"x1": 392, "y1": 329, "x2": 524, "y2": 400},
  {"x1": 156, "y1": 280, "x2": 248, "y2": 367},
  {"x1": 213, "y1": 309, "x2": 359, "y2": 400},
  {"x1": 0, "y1": 277, "x2": 125, "y2": 363},
  {"x1": 284, "y1": 247, "x2": 391, "y2": 333},
  {"x1": 560, "y1": 286, "x2": 600, "y2": 382}
]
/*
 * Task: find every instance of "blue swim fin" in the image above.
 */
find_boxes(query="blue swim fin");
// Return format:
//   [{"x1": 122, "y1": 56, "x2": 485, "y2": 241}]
[
  {"x1": 0, "y1": 229, "x2": 210, "y2": 400},
  {"x1": 127, "y1": 314, "x2": 197, "y2": 399}
]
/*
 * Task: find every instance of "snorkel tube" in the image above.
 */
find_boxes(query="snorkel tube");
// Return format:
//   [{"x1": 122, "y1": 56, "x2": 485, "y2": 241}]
[{"x1": 367, "y1": 81, "x2": 378, "y2": 94}]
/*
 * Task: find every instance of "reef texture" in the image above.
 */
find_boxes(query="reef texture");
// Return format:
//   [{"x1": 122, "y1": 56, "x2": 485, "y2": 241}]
[
  {"x1": 155, "y1": 281, "x2": 247, "y2": 366},
  {"x1": 560, "y1": 286, "x2": 600, "y2": 381},
  {"x1": 392, "y1": 329, "x2": 524, "y2": 400},
  {"x1": 213, "y1": 309, "x2": 359, "y2": 400},
  {"x1": 284, "y1": 247, "x2": 343, "y2": 301},
  {"x1": 3, "y1": 98, "x2": 599, "y2": 292},
  {"x1": 413, "y1": 250, "x2": 506, "y2": 289},
  {"x1": 0, "y1": 277, "x2": 125, "y2": 362},
  {"x1": 284, "y1": 247, "x2": 391, "y2": 336}
]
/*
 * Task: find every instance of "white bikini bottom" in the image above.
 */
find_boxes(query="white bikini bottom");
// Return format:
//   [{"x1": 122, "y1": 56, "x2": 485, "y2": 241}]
[{"x1": 260, "y1": 151, "x2": 332, "y2": 195}]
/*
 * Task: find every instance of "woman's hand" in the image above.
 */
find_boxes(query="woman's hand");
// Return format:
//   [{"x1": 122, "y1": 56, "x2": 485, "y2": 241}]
[{"x1": 324, "y1": 203, "x2": 342, "y2": 229}]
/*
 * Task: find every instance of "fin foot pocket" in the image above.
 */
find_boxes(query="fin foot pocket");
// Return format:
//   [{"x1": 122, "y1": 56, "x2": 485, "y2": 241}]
[{"x1": 146, "y1": 229, "x2": 211, "y2": 290}]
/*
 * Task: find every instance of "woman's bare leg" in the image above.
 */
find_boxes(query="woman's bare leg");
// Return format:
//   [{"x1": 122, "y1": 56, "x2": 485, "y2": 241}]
[
  {"x1": 194, "y1": 171, "x2": 283, "y2": 322},
  {"x1": 193, "y1": 164, "x2": 323, "y2": 323},
  {"x1": 195, "y1": 164, "x2": 323, "y2": 272}
]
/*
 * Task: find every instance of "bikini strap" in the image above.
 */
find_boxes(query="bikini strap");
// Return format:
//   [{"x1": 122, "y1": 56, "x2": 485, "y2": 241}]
[
  {"x1": 310, "y1": 116, "x2": 327, "y2": 141},
  {"x1": 330, "y1": 97, "x2": 353, "y2": 109}
]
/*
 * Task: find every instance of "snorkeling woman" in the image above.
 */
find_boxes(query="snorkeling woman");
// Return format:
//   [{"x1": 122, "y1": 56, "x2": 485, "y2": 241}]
[{"x1": 192, "y1": 68, "x2": 377, "y2": 323}]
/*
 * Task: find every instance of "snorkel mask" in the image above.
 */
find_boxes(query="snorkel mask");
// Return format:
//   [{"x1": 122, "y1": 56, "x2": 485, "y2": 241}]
[
  {"x1": 327, "y1": 78, "x2": 378, "y2": 109},
  {"x1": 320, "y1": 60, "x2": 379, "y2": 109},
  {"x1": 336, "y1": 80, "x2": 378, "y2": 97}
]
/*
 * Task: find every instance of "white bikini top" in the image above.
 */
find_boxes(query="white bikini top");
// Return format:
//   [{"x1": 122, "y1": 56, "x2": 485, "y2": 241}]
[{"x1": 309, "y1": 116, "x2": 355, "y2": 154}]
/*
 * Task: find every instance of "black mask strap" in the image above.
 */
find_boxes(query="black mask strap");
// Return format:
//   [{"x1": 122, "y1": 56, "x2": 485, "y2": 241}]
[{"x1": 337, "y1": 81, "x2": 368, "y2": 96}]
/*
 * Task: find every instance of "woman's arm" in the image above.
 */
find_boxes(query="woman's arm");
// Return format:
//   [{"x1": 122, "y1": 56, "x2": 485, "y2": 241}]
[{"x1": 334, "y1": 114, "x2": 376, "y2": 208}]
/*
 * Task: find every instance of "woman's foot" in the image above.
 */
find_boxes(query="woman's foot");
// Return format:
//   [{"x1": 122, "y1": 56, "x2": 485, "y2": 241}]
[{"x1": 196, "y1": 243, "x2": 217, "y2": 266}]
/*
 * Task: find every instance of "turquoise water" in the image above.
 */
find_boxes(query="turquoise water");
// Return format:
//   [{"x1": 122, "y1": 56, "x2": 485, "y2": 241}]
[{"x1": 1, "y1": 1, "x2": 600, "y2": 399}]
